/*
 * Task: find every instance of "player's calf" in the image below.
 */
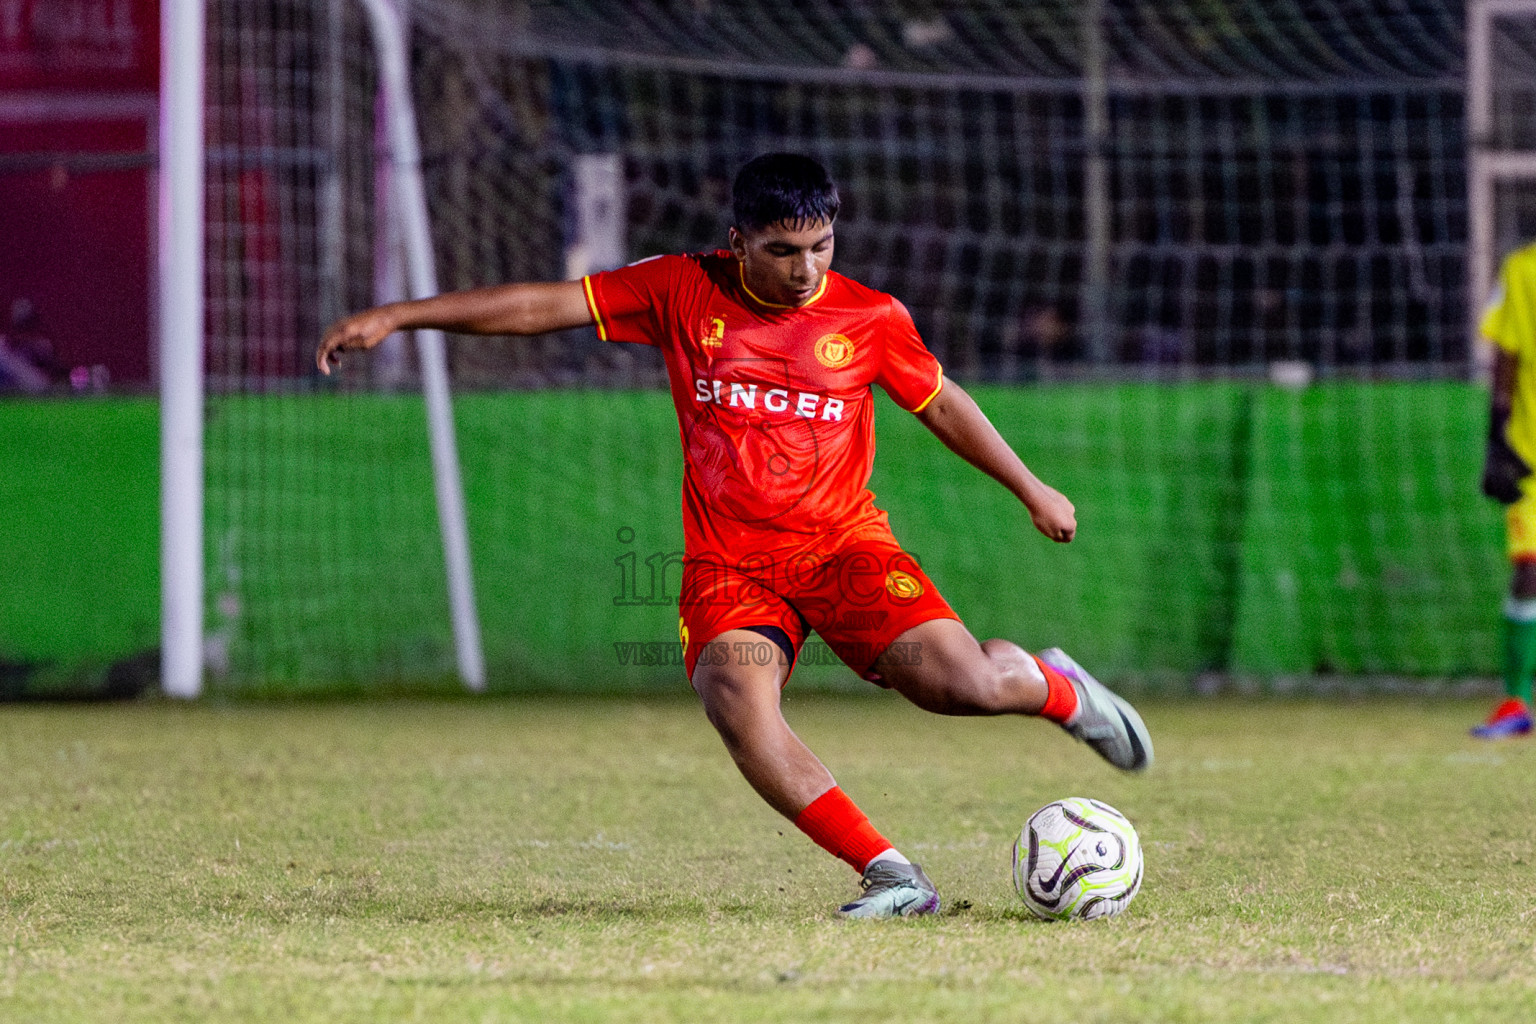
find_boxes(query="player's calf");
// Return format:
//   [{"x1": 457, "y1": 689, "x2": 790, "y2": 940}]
[
  {"x1": 873, "y1": 620, "x2": 1043, "y2": 716},
  {"x1": 690, "y1": 632, "x2": 832, "y2": 820}
]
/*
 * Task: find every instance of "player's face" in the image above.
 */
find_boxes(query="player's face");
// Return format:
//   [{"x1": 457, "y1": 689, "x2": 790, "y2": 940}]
[{"x1": 729, "y1": 219, "x2": 835, "y2": 307}]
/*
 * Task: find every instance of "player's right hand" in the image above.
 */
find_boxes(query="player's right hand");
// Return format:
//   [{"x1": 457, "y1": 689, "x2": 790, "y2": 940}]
[{"x1": 316, "y1": 308, "x2": 397, "y2": 375}]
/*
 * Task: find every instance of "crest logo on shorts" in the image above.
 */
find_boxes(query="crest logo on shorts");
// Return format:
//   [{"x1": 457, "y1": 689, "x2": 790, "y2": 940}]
[
  {"x1": 814, "y1": 333, "x2": 856, "y2": 369},
  {"x1": 678, "y1": 616, "x2": 690, "y2": 655},
  {"x1": 884, "y1": 569, "x2": 923, "y2": 599}
]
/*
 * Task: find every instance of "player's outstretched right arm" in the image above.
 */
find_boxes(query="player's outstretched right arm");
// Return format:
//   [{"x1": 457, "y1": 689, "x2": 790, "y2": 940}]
[{"x1": 316, "y1": 280, "x2": 592, "y2": 375}]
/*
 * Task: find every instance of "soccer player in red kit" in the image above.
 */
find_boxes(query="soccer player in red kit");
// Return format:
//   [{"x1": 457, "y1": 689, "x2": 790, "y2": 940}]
[{"x1": 318, "y1": 153, "x2": 1152, "y2": 918}]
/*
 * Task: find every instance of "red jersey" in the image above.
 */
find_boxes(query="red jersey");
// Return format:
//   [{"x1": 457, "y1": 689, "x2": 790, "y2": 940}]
[{"x1": 583, "y1": 251, "x2": 944, "y2": 563}]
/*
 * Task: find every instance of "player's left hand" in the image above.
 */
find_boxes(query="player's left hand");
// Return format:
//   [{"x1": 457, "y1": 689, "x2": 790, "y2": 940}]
[
  {"x1": 1024, "y1": 482, "x2": 1076, "y2": 543},
  {"x1": 1482, "y1": 434, "x2": 1531, "y2": 505}
]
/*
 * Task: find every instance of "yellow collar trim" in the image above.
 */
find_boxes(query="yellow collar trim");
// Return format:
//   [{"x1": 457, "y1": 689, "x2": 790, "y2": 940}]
[{"x1": 738, "y1": 262, "x2": 827, "y2": 310}]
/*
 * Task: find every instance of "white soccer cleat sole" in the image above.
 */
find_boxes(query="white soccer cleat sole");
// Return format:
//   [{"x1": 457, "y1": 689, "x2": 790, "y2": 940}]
[
  {"x1": 1038, "y1": 647, "x2": 1153, "y2": 772},
  {"x1": 837, "y1": 859, "x2": 941, "y2": 919}
]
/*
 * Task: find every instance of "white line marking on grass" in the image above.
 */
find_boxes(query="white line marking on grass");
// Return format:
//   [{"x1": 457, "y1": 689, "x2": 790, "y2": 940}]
[{"x1": 1444, "y1": 751, "x2": 1506, "y2": 766}]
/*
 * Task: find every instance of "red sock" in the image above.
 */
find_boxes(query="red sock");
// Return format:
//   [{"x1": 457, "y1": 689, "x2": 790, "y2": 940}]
[
  {"x1": 1033, "y1": 655, "x2": 1079, "y2": 724},
  {"x1": 793, "y1": 787, "x2": 893, "y2": 873}
]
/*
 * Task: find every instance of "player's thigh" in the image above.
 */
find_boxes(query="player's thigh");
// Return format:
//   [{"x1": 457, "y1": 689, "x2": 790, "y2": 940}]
[
  {"x1": 680, "y1": 558, "x2": 807, "y2": 683},
  {"x1": 689, "y1": 628, "x2": 793, "y2": 743},
  {"x1": 870, "y1": 617, "x2": 997, "y2": 712},
  {"x1": 801, "y1": 530, "x2": 958, "y2": 679}
]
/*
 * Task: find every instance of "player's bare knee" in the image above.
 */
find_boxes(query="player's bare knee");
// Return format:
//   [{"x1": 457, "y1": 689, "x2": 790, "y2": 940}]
[
  {"x1": 692, "y1": 663, "x2": 778, "y2": 750},
  {"x1": 693, "y1": 665, "x2": 746, "y2": 717},
  {"x1": 694, "y1": 681, "x2": 751, "y2": 749}
]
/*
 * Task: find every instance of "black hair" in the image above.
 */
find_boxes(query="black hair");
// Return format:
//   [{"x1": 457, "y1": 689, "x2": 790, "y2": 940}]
[{"x1": 731, "y1": 153, "x2": 840, "y2": 232}]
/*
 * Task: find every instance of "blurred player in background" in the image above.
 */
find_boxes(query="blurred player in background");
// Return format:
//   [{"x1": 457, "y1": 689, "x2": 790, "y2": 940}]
[
  {"x1": 1476, "y1": 239, "x2": 1536, "y2": 739},
  {"x1": 316, "y1": 153, "x2": 1152, "y2": 916},
  {"x1": 0, "y1": 298, "x2": 63, "y2": 393}
]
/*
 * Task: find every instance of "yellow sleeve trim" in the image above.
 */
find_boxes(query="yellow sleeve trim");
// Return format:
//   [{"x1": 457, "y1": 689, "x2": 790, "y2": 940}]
[
  {"x1": 582, "y1": 275, "x2": 609, "y2": 342},
  {"x1": 910, "y1": 369, "x2": 945, "y2": 413}
]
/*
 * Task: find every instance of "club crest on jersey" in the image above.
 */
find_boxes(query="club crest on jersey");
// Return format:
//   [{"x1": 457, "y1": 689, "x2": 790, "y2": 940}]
[
  {"x1": 700, "y1": 317, "x2": 726, "y2": 349},
  {"x1": 884, "y1": 569, "x2": 923, "y2": 600},
  {"x1": 814, "y1": 333, "x2": 856, "y2": 369}
]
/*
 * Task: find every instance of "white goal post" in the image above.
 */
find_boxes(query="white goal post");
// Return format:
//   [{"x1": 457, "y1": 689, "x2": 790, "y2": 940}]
[
  {"x1": 159, "y1": 0, "x2": 205, "y2": 699},
  {"x1": 158, "y1": 0, "x2": 486, "y2": 696},
  {"x1": 1468, "y1": 0, "x2": 1536, "y2": 363}
]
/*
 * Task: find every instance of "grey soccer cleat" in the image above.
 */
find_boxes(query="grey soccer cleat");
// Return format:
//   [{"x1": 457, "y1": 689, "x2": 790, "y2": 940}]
[
  {"x1": 1038, "y1": 647, "x2": 1153, "y2": 772},
  {"x1": 837, "y1": 859, "x2": 941, "y2": 919}
]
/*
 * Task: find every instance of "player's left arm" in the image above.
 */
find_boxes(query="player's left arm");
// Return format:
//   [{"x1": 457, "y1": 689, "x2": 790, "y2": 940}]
[
  {"x1": 1483, "y1": 348, "x2": 1527, "y2": 503},
  {"x1": 1481, "y1": 253, "x2": 1533, "y2": 503},
  {"x1": 915, "y1": 380, "x2": 1077, "y2": 543}
]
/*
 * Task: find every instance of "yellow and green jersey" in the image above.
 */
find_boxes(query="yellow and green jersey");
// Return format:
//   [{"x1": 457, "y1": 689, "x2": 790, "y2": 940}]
[{"x1": 1485, "y1": 241, "x2": 1536, "y2": 467}]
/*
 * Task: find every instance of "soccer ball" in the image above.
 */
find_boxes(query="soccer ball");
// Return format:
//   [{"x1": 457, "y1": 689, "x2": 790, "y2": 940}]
[{"x1": 1013, "y1": 797, "x2": 1143, "y2": 921}]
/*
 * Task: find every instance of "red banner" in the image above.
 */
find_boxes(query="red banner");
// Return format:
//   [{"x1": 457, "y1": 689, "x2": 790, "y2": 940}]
[
  {"x1": 0, "y1": 0, "x2": 159, "y2": 91},
  {"x1": 0, "y1": 117, "x2": 154, "y2": 384}
]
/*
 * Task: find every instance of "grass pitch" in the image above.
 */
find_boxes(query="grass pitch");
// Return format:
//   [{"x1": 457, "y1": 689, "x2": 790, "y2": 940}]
[{"x1": 2, "y1": 694, "x2": 1534, "y2": 1022}]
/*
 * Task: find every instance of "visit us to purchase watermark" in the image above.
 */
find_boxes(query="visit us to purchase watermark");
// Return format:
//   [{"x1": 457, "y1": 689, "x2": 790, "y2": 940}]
[{"x1": 613, "y1": 639, "x2": 923, "y2": 668}]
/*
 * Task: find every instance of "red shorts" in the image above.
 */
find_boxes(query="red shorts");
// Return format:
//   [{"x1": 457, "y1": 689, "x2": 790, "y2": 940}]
[{"x1": 678, "y1": 525, "x2": 958, "y2": 684}]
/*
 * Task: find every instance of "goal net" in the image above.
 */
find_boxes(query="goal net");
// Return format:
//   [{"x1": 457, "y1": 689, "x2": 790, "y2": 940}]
[{"x1": 203, "y1": 0, "x2": 1523, "y2": 692}]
